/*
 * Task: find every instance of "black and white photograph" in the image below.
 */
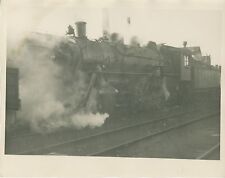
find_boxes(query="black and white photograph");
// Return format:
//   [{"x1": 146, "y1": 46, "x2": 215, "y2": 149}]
[{"x1": 3, "y1": 0, "x2": 223, "y2": 161}]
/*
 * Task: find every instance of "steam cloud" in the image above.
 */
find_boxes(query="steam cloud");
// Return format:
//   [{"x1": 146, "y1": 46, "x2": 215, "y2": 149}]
[{"x1": 7, "y1": 33, "x2": 109, "y2": 133}]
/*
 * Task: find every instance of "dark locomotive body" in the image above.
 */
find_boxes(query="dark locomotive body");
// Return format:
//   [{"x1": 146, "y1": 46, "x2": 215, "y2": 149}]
[{"x1": 6, "y1": 21, "x2": 221, "y2": 126}]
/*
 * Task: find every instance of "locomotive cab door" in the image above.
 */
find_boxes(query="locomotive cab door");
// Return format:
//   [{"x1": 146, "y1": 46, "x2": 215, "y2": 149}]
[{"x1": 179, "y1": 53, "x2": 193, "y2": 105}]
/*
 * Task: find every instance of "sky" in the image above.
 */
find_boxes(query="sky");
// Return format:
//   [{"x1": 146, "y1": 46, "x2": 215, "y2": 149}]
[{"x1": 6, "y1": 0, "x2": 225, "y2": 65}]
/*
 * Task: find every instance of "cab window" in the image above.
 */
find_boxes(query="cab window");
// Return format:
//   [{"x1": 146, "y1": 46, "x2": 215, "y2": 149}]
[{"x1": 184, "y1": 55, "x2": 190, "y2": 67}]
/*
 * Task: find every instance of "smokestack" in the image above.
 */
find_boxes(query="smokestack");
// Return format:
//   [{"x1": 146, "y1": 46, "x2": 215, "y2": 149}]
[{"x1": 75, "y1": 21, "x2": 86, "y2": 38}]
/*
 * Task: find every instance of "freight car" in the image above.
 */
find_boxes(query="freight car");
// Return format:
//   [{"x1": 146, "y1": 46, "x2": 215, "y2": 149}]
[
  {"x1": 6, "y1": 21, "x2": 221, "y2": 120},
  {"x1": 5, "y1": 67, "x2": 20, "y2": 130}
]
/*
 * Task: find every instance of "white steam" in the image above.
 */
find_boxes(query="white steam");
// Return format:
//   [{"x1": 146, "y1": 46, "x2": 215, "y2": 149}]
[
  {"x1": 8, "y1": 34, "x2": 109, "y2": 133},
  {"x1": 162, "y1": 77, "x2": 170, "y2": 101}
]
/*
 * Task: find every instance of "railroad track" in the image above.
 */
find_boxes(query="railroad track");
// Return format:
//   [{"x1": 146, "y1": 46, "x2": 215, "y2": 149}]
[
  {"x1": 5, "y1": 111, "x2": 184, "y2": 154},
  {"x1": 92, "y1": 112, "x2": 219, "y2": 156},
  {"x1": 16, "y1": 110, "x2": 187, "y2": 155},
  {"x1": 8, "y1": 104, "x2": 217, "y2": 142},
  {"x1": 6, "y1": 106, "x2": 189, "y2": 153},
  {"x1": 17, "y1": 110, "x2": 219, "y2": 156},
  {"x1": 196, "y1": 143, "x2": 220, "y2": 160},
  {"x1": 7, "y1": 106, "x2": 182, "y2": 141}
]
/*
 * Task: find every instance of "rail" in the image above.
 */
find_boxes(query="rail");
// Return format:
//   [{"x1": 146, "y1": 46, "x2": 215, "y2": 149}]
[
  {"x1": 91, "y1": 112, "x2": 219, "y2": 156},
  {"x1": 196, "y1": 143, "x2": 220, "y2": 159},
  {"x1": 16, "y1": 111, "x2": 219, "y2": 155},
  {"x1": 16, "y1": 111, "x2": 189, "y2": 155}
]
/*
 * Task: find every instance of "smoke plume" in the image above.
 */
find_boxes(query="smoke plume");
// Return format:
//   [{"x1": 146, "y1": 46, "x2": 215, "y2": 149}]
[{"x1": 7, "y1": 33, "x2": 109, "y2": 133}]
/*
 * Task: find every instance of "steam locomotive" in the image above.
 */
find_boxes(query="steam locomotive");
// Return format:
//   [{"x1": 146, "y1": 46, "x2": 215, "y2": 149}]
[{"x1": 6, "y1": 21, "x2": 221, "y2": 123}]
